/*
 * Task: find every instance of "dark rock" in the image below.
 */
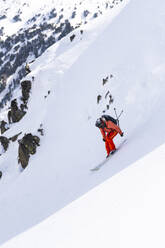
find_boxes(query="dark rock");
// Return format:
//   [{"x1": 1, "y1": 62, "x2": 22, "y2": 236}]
[
  {"x1": 97, "y1": 95, "x2": 102, "y2": 104},
  {"x1": 0, "y1": 136, "x2": 9, "y2": 151},
  {"x1": 27, "y1": 15, "x2": 37, "y2": 24},
  {"x1": 44, "y1": 90, "x2": 51, "y2": 98},
  {"x1": 0, "y1": 74, "x2": 7, "y2": 87},
  {"x1": 109, "y1": 94, "x2": 114, "y2": 104},
  {"x1": 8, "y1": 99, "x2": 26, "y2": 123},
  {"x1": 0, "y1": 171, "x2": 2, "y2": 179},
  {"x1": 20, "y1": 103, "x2": 27, "y2": 111},
  {"x1": 37, "y1": 128, "x2": 44, "y2": 136},
  {"x1": 18, "y1": 133, "x2": 40, "y2": 169},
  {"x1": 0, "y1": 15, "x2": 6, "y2": 20},
  {"x1": 49, "y1": 9, "x2": 57, "y2": 19},
  {"x1": 18, "y1": 142, "x2": 30, "y2": 169},
  {"x1": 13, "y1": 15, "x2": 21, "y2": 22},
  {"x1": 71, "y1": 11, "x2": 76, "y2": 18},
  {"x1": 70, "y1": 34, "x2": 76, "y2": 42},
  {"x1": 0, "y1": 27, "x2": 4, "y2": 36},
  {"x1": 46, "y1": 36, "x2": 56, "y2": 48},
  {"x1": 10, "y1": 54, "x2": 15, "y2": 62},
  {"x1": 83, "y1": 10, "x2": 90, "y2": 17},
  {"x1": 9, "y1": 132, "x2": 22, "y2": 142},
  {"x1": 58, "y1": 20, "x2": 73, "y2": 40},
  {"x1": 11, "y1": 99, "x2": 18, "y2": 111},
  {"x1": 103, "y1": 76, "x2": 109, "y2": 85},
  {"x1": 21, "y1": 80, "x2": 32, "y2": 104},
  {"x1": 0, "y1": 120, "x2": 9, "y2": 134},
  {"x1": 105, "y1": 91, "x2": 110, "y2": 99},
  {"x1": 57, "y1": 14, "x2": 63, "y2": 23},
  {"x1": 93, "y1": 13, "x2": 98, "y2": 18}
]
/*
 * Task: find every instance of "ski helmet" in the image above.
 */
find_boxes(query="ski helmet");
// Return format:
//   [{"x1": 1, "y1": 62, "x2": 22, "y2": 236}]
[{"x1": 95, "y1": 118, "x2": 106, "y2": 128}]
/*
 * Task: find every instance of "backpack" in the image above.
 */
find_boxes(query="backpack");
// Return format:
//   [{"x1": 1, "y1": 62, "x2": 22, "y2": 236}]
[{"x1": 101, "y1": 114, "x2": 118, "y2": 126}]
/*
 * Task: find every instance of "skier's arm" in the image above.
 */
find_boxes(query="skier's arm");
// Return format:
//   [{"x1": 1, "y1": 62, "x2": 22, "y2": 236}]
[
  {"x1": 100, "y1": 128, "x2": 106, "y2": 140},
  {"x1": 114, "y1": 124, "x2": 123, "y2": 136},
  {"x1": 109, "y1": 121, "x2": 123, "y2": 136}
]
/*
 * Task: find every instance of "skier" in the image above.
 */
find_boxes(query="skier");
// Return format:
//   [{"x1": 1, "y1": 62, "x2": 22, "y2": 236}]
[{"x1": 95, "y1": 115, "x2": 124, "y2": 158}]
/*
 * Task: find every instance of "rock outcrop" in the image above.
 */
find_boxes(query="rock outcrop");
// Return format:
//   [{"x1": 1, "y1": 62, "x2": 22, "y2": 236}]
[
  {"x1": 8, "y1": 99, "x2": 26, "y2": 124},
  {"x1": 0, "y1": 120, "x2": 9, "y2": 134},
  {"x1": 9, "y1": 132, "x2": 22, "y2": 142},
  {"x1": 18, "y1": 133, "x2": 40, "y2": 169},
  {"x1": 21, "y1": 80, "x2": 32, "y2": 104},
  {"x1": 0, "y1": 136, "x2": 9, "y2": 152}
]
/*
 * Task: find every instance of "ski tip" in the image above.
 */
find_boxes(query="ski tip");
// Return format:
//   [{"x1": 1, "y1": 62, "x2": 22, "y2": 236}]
[
  {"x1": 90, "y1": 168, "x2": 99, "y2": 172},
  {"x1": 90, "y1": 165, "x2": 102, "y2": 171}
]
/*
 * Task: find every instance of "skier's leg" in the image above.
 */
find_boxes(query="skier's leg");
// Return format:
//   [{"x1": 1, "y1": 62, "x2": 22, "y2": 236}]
[
  {"x1": 105, "y1": 139, "x2": 110, "y2": 156},
  {"x1": 107, "y1": 131, "x2": 118, "y2": 152},
  {"x1": 108, "y1": 138, "x2": 116, "y2": 152},
  {"x1": 110, "y1": 130, "x2": 118, "y2": 139}
]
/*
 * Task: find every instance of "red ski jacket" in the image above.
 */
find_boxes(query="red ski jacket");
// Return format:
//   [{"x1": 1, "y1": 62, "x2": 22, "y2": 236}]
[{"x1": 99, "y1": 120, "x2": 123, "y2": 140}]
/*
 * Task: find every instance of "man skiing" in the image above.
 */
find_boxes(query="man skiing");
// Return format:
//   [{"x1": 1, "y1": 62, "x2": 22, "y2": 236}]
[{"x1": 95, "y1": 115, "x2": 124, "y2": 158}]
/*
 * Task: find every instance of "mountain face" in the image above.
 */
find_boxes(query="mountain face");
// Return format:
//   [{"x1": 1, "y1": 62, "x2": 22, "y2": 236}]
[
  {"x1": 0, "y1": 0, "x2": 123, "y2": 108},
  {"x1": 1, "y1": 0, "x2": 165, "y2": 246},
  {"x1": 0, "y1": 0, "x2": 127, "y2": 245},
  {"x1": 0, "y1": 0, "x2": 126, "y2": 183}
]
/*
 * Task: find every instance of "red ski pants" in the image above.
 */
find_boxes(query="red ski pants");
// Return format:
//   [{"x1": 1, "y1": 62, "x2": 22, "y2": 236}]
[{"x1": 105, "y1": 130, "x2": 118, "y2": 155}]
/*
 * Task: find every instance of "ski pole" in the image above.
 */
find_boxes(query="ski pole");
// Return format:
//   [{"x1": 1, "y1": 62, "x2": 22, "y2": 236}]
[
  {"x1": 118, "y1": 110, "x2": 123, "y2": 119},
  {"x1": 114, "y1": 108, "x2": 119, "y2": 126},
  {"x1": 114, "y1": 108, "x2": 118, "y2": 119},
  {"x1": 114, "y1": 108, "x2": 123, "y2": 126}
]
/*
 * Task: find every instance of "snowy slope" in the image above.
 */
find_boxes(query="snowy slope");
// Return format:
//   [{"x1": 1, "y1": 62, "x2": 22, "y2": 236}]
[
  {"x1": 2, "y1": 143, "x2": 165, "y2": 248},
  {"x1": 0, "y1": 0, "x2": 165, "y2": 245}
]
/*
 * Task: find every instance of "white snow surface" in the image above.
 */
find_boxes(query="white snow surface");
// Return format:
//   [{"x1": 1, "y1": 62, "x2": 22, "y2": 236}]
[
  {"x1": 2, "y1": 143, "x2": 165, "y2": 248},
  {"x1": 0, "y1": 0, "x2": 165, "y2": 246}
]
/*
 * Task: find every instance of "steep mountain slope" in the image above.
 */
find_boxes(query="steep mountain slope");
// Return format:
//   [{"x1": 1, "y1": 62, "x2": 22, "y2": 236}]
[
  {"x1": 0, "y1": 1, "x2": 129, "y2": 244},
  {"x1": 0, "y1": 0, "x2": 165, "y2": 246}
]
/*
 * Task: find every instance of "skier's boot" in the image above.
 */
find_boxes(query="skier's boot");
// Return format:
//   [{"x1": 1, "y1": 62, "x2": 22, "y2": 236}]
[
  {"x1": 110, "y1": 149, "x2": 116, "y2": 155},
  {"x1": 106, "y1": 153, "x2": 110, "y2": 159}
]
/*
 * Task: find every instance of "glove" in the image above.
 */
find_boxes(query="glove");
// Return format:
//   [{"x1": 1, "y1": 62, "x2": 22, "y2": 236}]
[
  {"x1": 120, "y1": 132, "x2": 124, "y2": 137},
  {"x1": 103, "y1": 138, "x2": 106, "y2": 142}
]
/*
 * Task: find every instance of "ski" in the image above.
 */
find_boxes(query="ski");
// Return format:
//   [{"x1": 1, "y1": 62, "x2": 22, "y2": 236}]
[{"x1": 90, "y1": 139, "x2": 127, "y2": 172}]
